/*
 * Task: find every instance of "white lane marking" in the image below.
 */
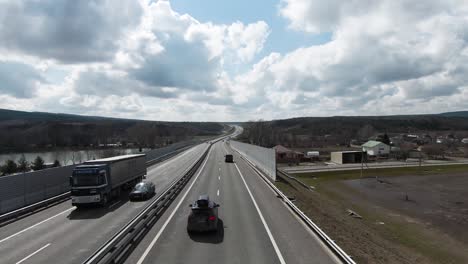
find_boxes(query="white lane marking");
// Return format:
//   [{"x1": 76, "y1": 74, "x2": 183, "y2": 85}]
[
  {"x1": 219, "y1": 167, "x2": 221, "y2": 172},
  {"x1": 108, "y1": 200, "x2": 121, "y2": 209},
  {"x1": 0, "y1": 207, "x2": 74, "y2": 244},
  {"x1": 15, "y1": 243, "x2": 51, "y2": 264},
  {"x1": 217, "y1": 189, "x2": 220, "y2": 196},
  {"x1": 218, "y1": 176, "x2": 220, "y2": 180},
  {"x1": 136, "y1": 147, "x2": 212, "y2": 264},
  {"x1": 235, "y1": 163, "x2": 286, "y2": 264}
]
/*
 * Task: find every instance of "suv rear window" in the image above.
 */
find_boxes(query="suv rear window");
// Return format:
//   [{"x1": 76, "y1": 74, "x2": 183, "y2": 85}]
[
  {"x1": 192, "y1": 209, "x2": 211, "y2": 217},
  {"x1": 196, "y1": 199, "x2": 209, "y2": 207}
]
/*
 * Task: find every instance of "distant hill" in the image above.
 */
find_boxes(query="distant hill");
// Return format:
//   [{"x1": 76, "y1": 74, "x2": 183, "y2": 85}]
[
  {"x1": 438, "y1": 111, "x2": 468, "y2": 118},
  {"x1": 0, "y1": 108, "x2": 145, "y2": 122},
  {"x1": 239, "y1": 113, "x2": 468, "y2": 148},
  {"x1": 0, "y1": 109, "x2": 224, "y2": 152}
]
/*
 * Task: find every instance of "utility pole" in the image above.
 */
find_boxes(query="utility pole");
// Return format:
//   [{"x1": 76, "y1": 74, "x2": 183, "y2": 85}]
[
  {"x1": 418, "y1": 150, "x2": 422, "y2": 174},
  {"x1": 360, "y1": 149, "x2": 365, "y2": 185}
]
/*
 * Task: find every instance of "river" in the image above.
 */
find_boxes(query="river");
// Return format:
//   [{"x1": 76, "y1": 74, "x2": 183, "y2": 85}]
[{"x1": 0, "y1": 148, "x2": 149, "y2": 166}]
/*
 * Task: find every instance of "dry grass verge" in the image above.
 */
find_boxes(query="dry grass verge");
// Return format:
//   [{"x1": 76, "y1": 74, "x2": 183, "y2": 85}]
[{"x1": 276, "y1": 167, "x2": 468, "y2": 264}]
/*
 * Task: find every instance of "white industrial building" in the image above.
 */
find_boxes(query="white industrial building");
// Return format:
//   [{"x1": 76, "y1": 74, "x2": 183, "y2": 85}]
[{"x1": 362, "y1": 141, "x2": 390, "y2": 156}]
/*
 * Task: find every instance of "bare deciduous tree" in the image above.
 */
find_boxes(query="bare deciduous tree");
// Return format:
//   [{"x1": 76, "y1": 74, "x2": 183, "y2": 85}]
[
  {"x1": 60, "y1": 151, "x2": 70, "y2": 166},
  {"x1": 423, "y1": 144, "x2": 446, "y2": 159}
]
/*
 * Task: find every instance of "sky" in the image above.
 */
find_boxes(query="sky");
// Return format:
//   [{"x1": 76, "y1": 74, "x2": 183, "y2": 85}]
[{"x1": 0, "y1": 0, "x2": 468, "y2": 121}]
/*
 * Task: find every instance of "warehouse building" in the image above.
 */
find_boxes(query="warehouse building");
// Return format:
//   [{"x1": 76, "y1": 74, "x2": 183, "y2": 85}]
[{"x1": 330, "y1": 151, "x2": 366, "y2": 164}]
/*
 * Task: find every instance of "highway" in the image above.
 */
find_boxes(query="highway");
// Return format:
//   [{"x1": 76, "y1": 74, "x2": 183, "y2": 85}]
[
  {"x1": 126, "y1": 140, "x2": 340, "y2": 264},
  {"x1": 0, "y1": 143, "x2": 209, "y2": 264}
]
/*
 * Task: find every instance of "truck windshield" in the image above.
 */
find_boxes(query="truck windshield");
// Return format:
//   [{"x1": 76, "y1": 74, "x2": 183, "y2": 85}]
[{"x1": 72, "y1": 172, "x2": 106, "y2": 187}]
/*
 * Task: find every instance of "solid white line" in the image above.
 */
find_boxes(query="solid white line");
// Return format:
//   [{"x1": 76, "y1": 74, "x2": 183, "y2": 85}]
[
  {"x1": 235, "y1": 163, "x2": 286, "y2": 264},
  {"x1": 217, "y1": 189, "x2": 220, "y2": 196},
  {"x1": 0, "y1": 207, "x2": 74, "y2": 244},
  {"x1": 136, "y1": 147, "x2": 212, "y2": 264},
  {"x1": 16, "y1": 243, "x2": 51, "y2": 264}
]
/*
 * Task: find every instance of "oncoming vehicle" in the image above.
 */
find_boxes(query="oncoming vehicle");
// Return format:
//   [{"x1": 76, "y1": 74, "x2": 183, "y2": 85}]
[
  {"x1": 225, "y1": 154, "x2": 233, "y2": 163},
  {"x1": 187, "y1": 195, "x2": 220, "y2": 233},
  {"x1": 129, "y1": 181, "x2": 156, "y2": 201}
]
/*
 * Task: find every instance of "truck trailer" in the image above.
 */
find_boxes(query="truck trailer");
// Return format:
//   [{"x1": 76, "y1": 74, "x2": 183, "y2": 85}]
[{"x1": 71, "y1": 154, "x2": 147, "y2": 207}]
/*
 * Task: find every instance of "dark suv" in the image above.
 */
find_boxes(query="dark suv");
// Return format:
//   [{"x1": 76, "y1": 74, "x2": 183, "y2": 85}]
[
  {"x1": 225, "y1": 154, "x2": 233, "y2": 163},
  {"x1": 187, "y1": 195, "x2": 219, "y2": 232},
  {"x1": 129, "y1": 181, "x2": 155, "y2": 201}
]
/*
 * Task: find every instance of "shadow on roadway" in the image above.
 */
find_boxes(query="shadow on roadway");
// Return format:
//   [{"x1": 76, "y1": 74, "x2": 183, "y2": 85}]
[
  {"x1": 66, "y1": 194, "x2": 130, "y2": 220},
  {"x1": 188, "y1": 219, "x2": 225, "y2": 244}
]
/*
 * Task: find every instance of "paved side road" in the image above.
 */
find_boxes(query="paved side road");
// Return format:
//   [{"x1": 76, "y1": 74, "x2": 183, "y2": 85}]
[
  {"x1": 0, "y1": 143, "x2": 208, "y2": 264},
  {"x1": 126, "y1": 141, "x2": 340, "y2": 264},
  {"x1": 283, "y1": 160, "x2": 468, "y2": 174}
]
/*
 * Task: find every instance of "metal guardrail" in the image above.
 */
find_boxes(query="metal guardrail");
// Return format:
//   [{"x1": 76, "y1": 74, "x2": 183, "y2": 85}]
[
  {"x1": 83, "y1": 135, "x2": 228, "y2": 264},
  {"x1": 277, "y1": 169, "x2": 315, "y2": 191},
  {"x1": 230, "y1": 147, "x2": 356, "y2": 264}
]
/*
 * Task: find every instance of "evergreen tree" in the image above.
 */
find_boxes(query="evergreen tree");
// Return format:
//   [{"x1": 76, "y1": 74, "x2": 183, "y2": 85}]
[
  {"x1": 17, "y1": 154, "x2": 29, "y2": 172},
  {"x1": 382, "y1": 133, "x2": 391, "y2": 145},
  {"x1": 31, "y1": 156, "x2": 45, "y2": 171},
  {"x1": 1, "y1": 160, "x2": 18, "y2": 175},
  {"x1": 53, "y1": 160, "x2": 61, "y2": 167}
]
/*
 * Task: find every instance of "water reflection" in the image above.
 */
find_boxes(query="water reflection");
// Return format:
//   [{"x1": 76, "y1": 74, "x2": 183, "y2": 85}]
[{"x1": 0, "y1": 148, "x2": 149, "y2": 165}]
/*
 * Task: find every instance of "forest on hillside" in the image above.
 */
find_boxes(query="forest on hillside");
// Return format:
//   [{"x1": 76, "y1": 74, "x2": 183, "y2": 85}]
[
  {"x1": 0, "y1": 109, "x2": 224, "y2": 152},
  {"x1": 239, "y1": 115, "x2": 468, "y2": 148}
]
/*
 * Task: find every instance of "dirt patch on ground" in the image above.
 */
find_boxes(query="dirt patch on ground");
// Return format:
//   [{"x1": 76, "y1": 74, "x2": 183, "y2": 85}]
[
  {"x1": 345, "y1": 173, "x2": 468, "y2": 246},
  {"x1": 276, "y1": 172, "x2": 468, "y2": 264}
]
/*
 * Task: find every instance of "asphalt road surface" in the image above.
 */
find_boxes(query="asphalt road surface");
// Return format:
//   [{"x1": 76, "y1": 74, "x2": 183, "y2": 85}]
[
  {"x1": 0, "y1": 143, "x2": 209, "y2": 264},
  {"x1": 126, "y1": 140, "x2": 341, "y2": 264}
]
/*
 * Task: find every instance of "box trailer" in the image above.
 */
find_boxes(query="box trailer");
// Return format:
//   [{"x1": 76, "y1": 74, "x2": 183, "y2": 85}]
[{"x1": 71, "y1": 154, "x2": 146, "y2": 207}]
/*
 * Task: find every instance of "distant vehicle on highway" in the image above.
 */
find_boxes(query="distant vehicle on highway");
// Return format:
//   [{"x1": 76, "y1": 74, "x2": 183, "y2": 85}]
[
  {"x1": 187, "y1": 195, "x2": 219, "y2": 232},
  {"x1": 129, "y1": 181, "x2": 156, "y2": 201},
  {"x1": 225, "y1": 154, "x2": 233, "y2": 163},
  {"x1": 71, "y1": 154, "x2": 147, "y2": 207}
]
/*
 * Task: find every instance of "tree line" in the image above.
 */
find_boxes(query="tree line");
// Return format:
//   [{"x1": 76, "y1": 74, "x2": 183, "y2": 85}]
[
  {"x1": 0, "y1": 120, "x2": 224, "y2": 152},
  {"x1": 0, "y1": 155, "x2": 60, "y2": 176},
  {"x1": 0, "y1": 147, "x2": 139, "y2": 177},
  {"x1": 239, "y1": 116, "x2": 468, "y2": 148}
]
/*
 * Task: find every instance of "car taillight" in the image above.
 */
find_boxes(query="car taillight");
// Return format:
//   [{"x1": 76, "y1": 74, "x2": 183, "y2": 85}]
[{"x1": 208, "y1": 215, "x2": 216, "y2": 221}]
